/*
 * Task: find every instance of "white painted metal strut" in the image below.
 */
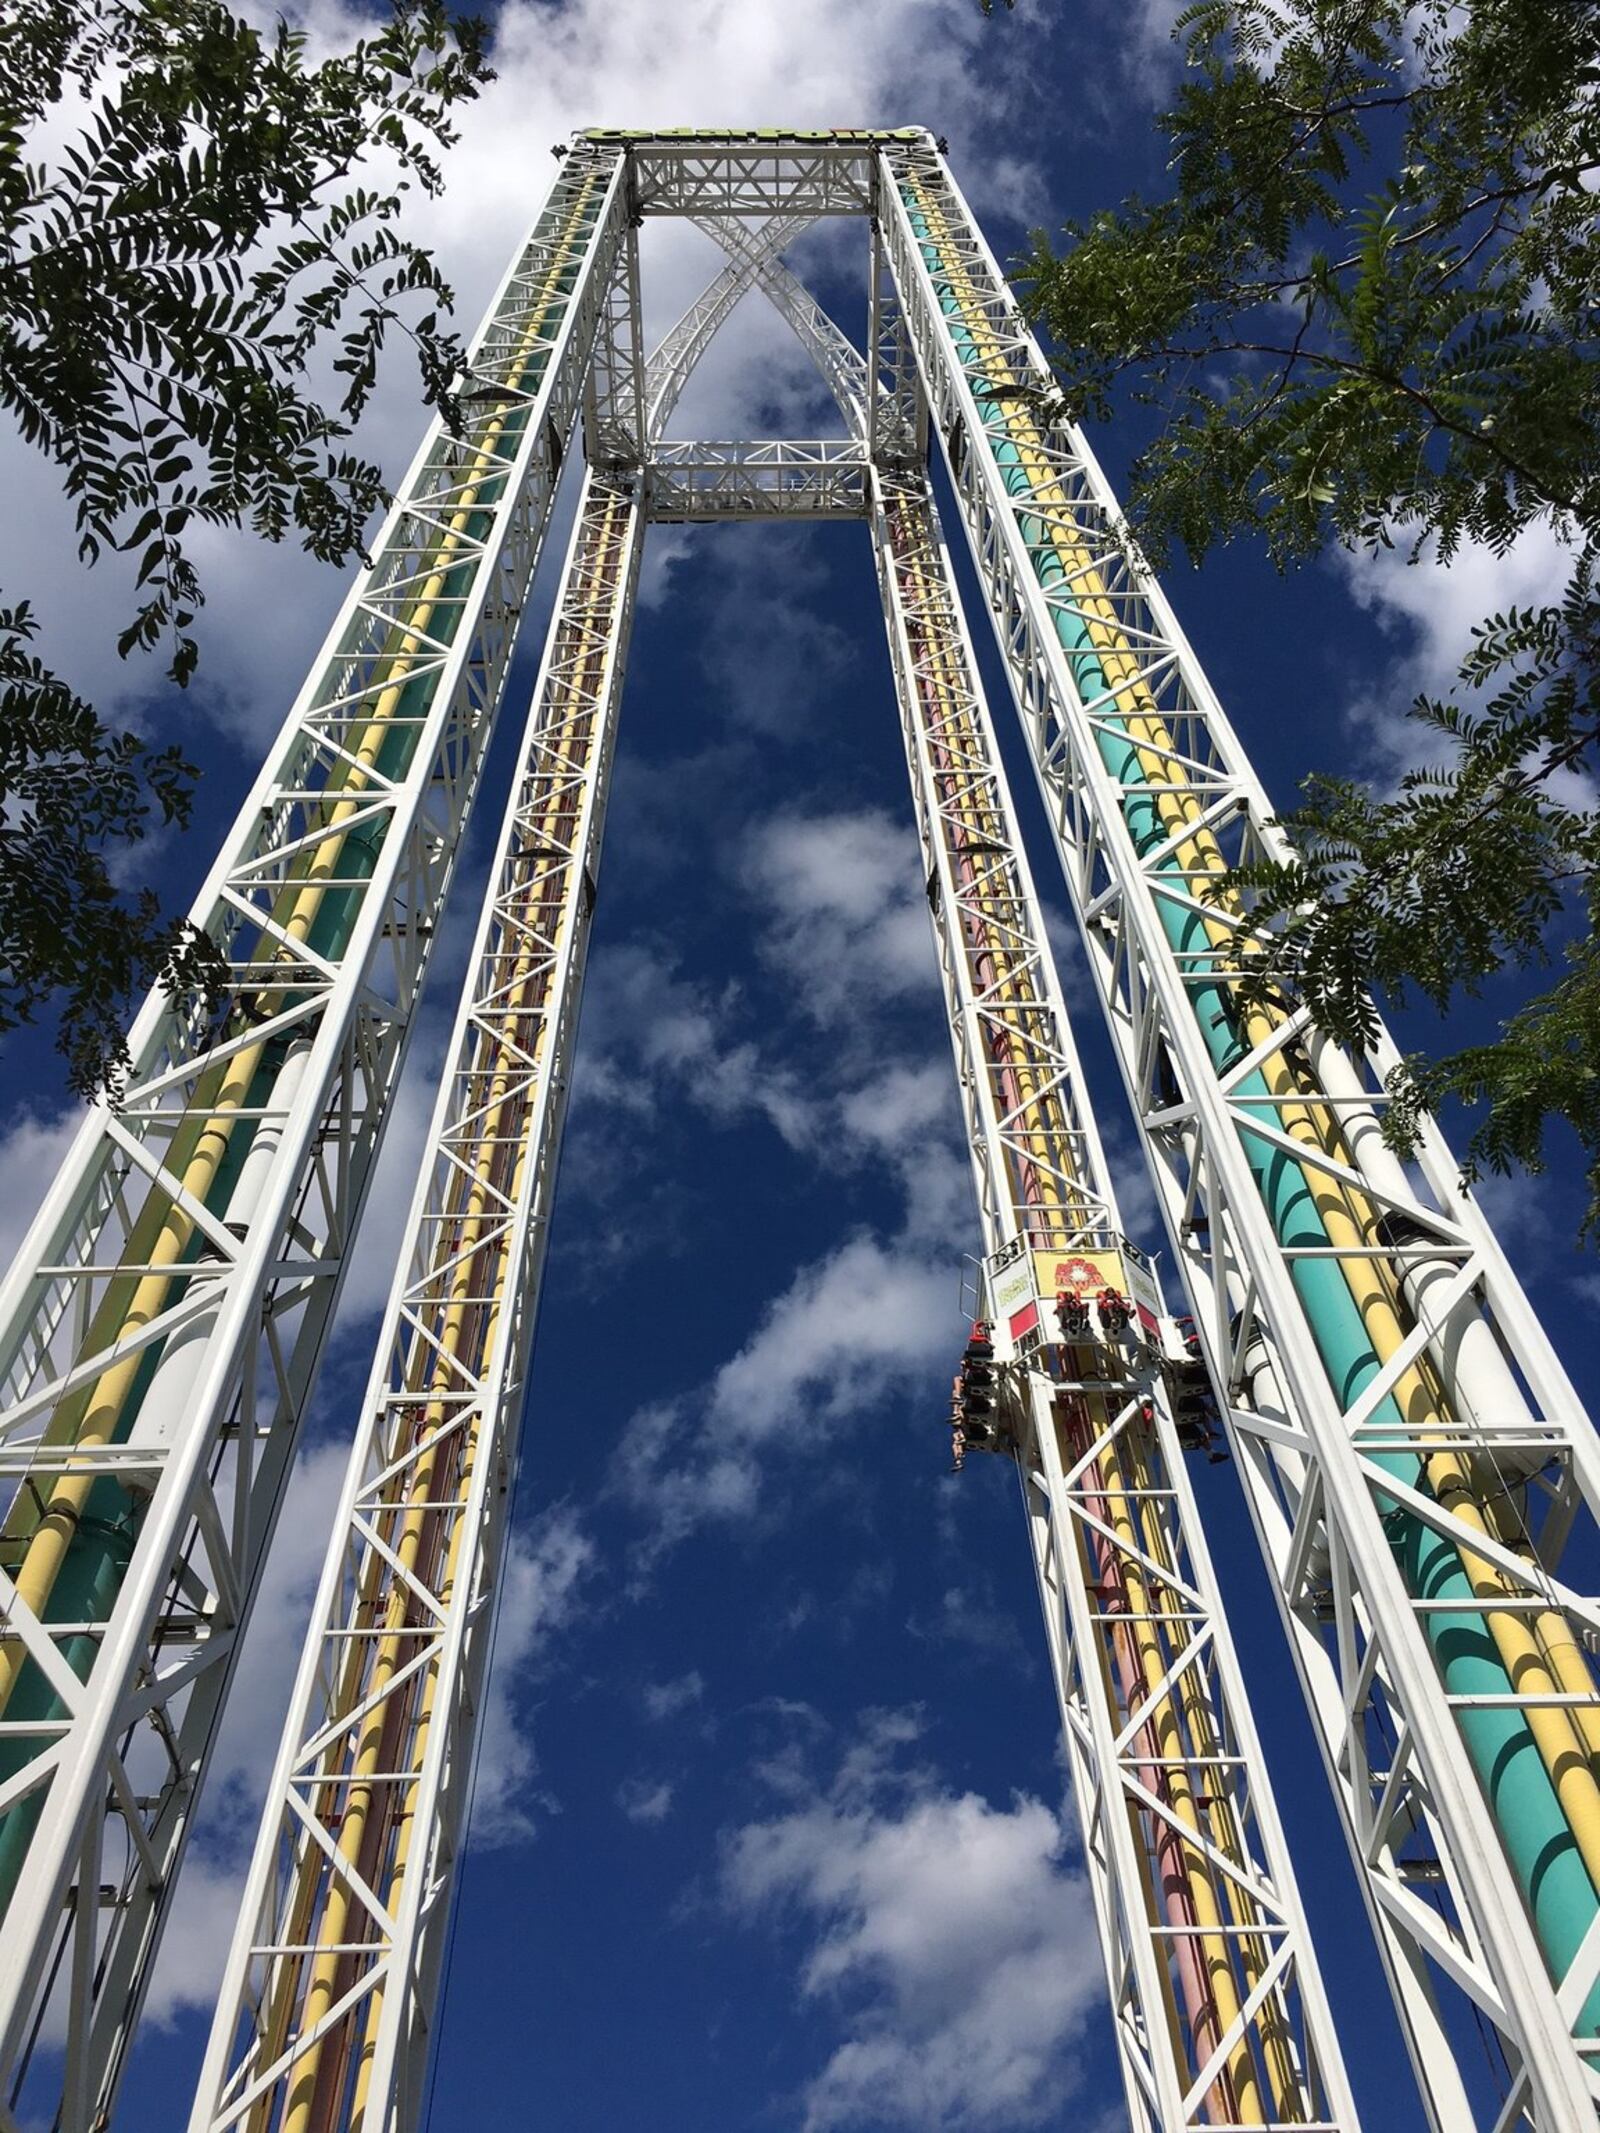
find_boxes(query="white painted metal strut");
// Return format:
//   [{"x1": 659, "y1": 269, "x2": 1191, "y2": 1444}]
[
  {"x1": 643, "y1": 215, "x2": 793, "y2": 436},
  {"x1": 870, "y1": 461, "x2": 1356, "y2": 2133},
  {"x1": 0, "y1": 139, "x2": 627, "y2": 2133},
  {"x1": 646, "y1": 437, "x2": 866, "y2": 520},
  {"x1": 188, "y1": 468, "x2": 643, "y2": 2133},
  {"x1": 877, "y1": 133, "x2": 1600, "y2": 2131}
]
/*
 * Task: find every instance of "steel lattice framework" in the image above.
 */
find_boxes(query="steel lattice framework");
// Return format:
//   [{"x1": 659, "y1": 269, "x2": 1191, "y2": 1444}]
[
  {"x1": 870, "y1": 461, "x2": 1351, "y2": 2132},
  {"x1": 0, "y1": 141, "x2": 628, "y2": 2133},
  {"x1": 876, "y1": 133, "x2": 1600, "y2": 2132},
  {"x1": 0, "y1": 128, "x2": 1592, "y2": 2133}
]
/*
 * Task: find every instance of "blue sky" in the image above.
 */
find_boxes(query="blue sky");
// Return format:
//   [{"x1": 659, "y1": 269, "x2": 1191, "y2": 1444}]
[{"x1": 4, "y1": 4, "x2": 1598, "y2": 2129}]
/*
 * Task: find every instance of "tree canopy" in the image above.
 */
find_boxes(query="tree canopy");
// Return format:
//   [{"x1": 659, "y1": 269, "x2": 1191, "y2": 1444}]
[
  {"x1": 0, "y1": 0, "x2": 490, "y2": 1092},
  {"x1": 1019, "y1": 0, "x2": 1600, "y2": 1231}
]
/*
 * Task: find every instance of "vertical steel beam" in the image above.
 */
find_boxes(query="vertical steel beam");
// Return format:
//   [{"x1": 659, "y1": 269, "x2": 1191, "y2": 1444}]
[
  {"x1": 0, "y1": 138, "x2": 627, "y2": 2133},
  {"x1": 879, "y1": 130, "x2": 1600, "y2": 2130},
  {"x1": 187, "y1": 469, "x2": 643, "y2": 2133},
  {"x1": 584, "y1": 223, "x2": 648, "y2": 469},
  {"x1": 871, "y1": 461, "x2": 1356, "y2": 2133},
  {"x1": 867, "y1": 198, "x2": 926, "y2": 467}
]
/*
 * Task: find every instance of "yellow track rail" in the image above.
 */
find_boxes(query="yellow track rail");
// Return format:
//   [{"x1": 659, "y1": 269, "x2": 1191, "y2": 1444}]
[
  {"x1": 0, "y1": 169, "x2": 609, "y2": 1745},
  {"x1": 253, "y1": 484, "x2": 630, "y2": 2133},
  {"x1": 884, "y1": 480, "x2": 1291, "y2": 2120},
  {"x1": 904, "y1": 172, "x2": 1600, "y2": 1916}
]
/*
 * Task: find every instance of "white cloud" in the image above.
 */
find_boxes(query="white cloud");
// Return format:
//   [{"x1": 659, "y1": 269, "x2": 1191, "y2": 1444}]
[
  {"x1": 580, "y1": 814, "x2": 986, "y2": 1559},
  {"x1": 1463, "y1": 1163, "x2": 1556, "y2": 1259},
  {"x1": 835, "y1": 1059, "x2": 972, "y2": 1246},
  {"x1": 573, "y1": 938, "x2": 821, "y2": 1150},
  {"x1": 1339, "y1": 520, "x2": 1571, "y2": 692},
  {"x1": 138, "y1": 1435, "x2": 352, "y2": 2031},
  {"x1": 720, "y1": 1708, "x2": 1100, "y2": 2132},
  {"x1": 569, "y1": 939, "x2": 966, "y2": 1220},
  {"x1": 709, "y1": 1237, "x2": 950, "y2": 1439},
  {"x1": 835, "y1": 1057, "x2": 951, "y2": 1158},
  {"x1": 0, "y1": 1107, "x2": 87, "y2": 1277},
  {"x1": 614, "y1": 1232, "x2": 955, "y2": 1554},
  {"x1": 1097, "y1": 1117, "x2": 1161, "y2": 1247},
  {"x1": 209, "y1": 1445, "x2": 356, "y2": 1798},
  {"x1": 562, "y1": 926, "x2": 974, "y2": 1306},
  {"x1": 1039, "y1": 894, "x2": 1088, "y2": 987},
  {"x1": 142, "y1": 1849, "x2": 265, "y2": 2034},
  {"x1": 692, "y1": 529, "x2": 859, "y2": 742},
  {"x1": 643, "y1": 1670, "x2": 706, "y2": 1720},
  {"x1": 470, "y1": 1505, "x2": 597, "y2": 1846},
  {"x1": 617, "y1": 1776, "x2": 676, "y2": 1824},
  {"x1": 1332, "y1": 520, "x2": 1576, "y2": 784},
  {"x1": 1123, "y1": 0, "x2": 1193, "y2": 85},
  {"x1": 637, "y1": 522, "x2": 697, "y2": 609},
  {"x1": 907, "y1": 1583, "x2": 1024, "y2": 1663},
  {"x1": 743, "y1": 808, "x2": 937, "y2": 1022}
]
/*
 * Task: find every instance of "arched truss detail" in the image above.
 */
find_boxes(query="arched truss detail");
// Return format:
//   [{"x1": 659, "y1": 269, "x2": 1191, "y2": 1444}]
[
  {"x1": 644, "y1": 215, "x2": 866, "y2": 440},
  {"x1": 638, "y1": 214, "x2": 869, "y2": 521}
]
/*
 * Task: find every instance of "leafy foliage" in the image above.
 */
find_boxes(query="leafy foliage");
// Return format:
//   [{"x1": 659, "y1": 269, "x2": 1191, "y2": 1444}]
[
  {"x1": 1020, "y1": 0, "x2": 1600, "y2": 1228},
  {"x1": 0, "y1": 602, "x2": 211, "y2": 1091},
  {"x1": 0, "y1": 0, "x2": 490, "y2": 1091},
  {"x1": 1233, "y1": 561, "x2": 1600, "y2": 1221}
]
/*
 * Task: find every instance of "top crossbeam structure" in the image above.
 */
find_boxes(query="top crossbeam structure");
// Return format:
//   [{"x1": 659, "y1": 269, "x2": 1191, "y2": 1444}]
[{"x1": 583, "y1": 125, "x2": 920, "y2": 216}]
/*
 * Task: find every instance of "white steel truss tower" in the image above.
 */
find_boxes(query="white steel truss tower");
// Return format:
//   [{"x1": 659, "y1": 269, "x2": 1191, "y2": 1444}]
[{"x1": 0, "y1": 129, "x2": 1592, "y2": 2133}]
